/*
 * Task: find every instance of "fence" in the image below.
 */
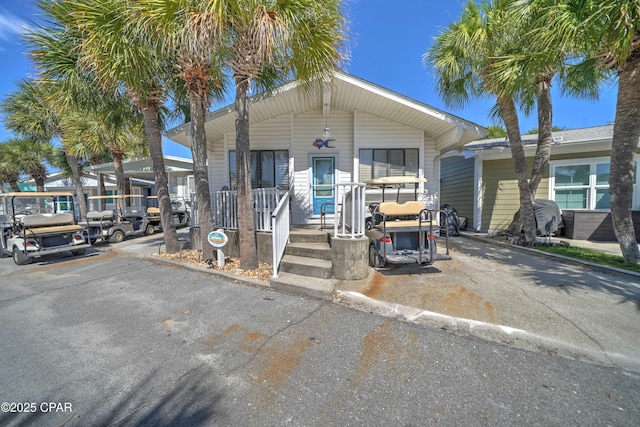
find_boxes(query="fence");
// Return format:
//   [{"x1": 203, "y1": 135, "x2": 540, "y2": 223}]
[
  {"x1": 333, "y1": 182, "x2": 367, "y2": 238},
  {"x1": 213, "y1": 187, "x2": 284, "y2": 232},
  {"x1": 271, "y1": 192, "x2": 290, "y2": 278}
]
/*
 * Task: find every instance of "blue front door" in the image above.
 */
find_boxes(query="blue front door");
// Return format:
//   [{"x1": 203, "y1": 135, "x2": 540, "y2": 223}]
[{"x1": 311, "y1": 156, "x2": 335, "y2": 216}]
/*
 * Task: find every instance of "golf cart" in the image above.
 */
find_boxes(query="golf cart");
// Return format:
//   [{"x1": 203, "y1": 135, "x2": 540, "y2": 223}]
[
  {"x1": 365, "y1": 176, "x2": 451, "y2": 268},
  {"x1": 85, "y1": 194, "x2": 153, "y2": 243},
  {"x1": 0, "y1": 192, "x2": 90, "y2": 265},
  {"x1": 145, "y1": 195, "x2": 190, "y2": 231}
]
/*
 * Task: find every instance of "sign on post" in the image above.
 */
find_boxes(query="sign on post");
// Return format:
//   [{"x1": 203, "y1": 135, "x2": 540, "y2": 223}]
[{"x1": 207, "y1": 229, "x2": 228, "y2": 267}]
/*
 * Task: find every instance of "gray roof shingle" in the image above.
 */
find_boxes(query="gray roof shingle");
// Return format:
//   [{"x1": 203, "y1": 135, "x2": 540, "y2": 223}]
[{"x1": 465, "y1": 125, "x2": 614, "y2": 151}]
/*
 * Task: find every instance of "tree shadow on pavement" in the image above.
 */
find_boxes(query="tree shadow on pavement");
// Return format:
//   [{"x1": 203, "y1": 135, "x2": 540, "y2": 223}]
[
  {"x1": 450, "y1": 237, "x2": 640, "y2": 310},
  {"x1": 97, "y1": 366, "x2": 224, "y2": 426}
]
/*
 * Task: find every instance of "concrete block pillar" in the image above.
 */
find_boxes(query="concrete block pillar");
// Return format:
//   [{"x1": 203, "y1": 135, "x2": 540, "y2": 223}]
[{"x1": 330, "y1": 236, "x2": 369, "y2": 280}]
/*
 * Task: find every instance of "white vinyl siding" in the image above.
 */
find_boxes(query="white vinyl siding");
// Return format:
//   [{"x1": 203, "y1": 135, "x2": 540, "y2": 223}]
[{"x1": 292, "y1": 108, "x2": 353, "y2": 223}]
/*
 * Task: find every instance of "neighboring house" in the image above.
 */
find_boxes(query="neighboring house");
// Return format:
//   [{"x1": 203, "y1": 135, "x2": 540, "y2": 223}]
[
  {"x1": 87, "y1": 155, "x2": 194, "y2": 199},
  {"x1": 165, "y1": 72, "x2": 485, "y2": 226},
  {"x1": 441, "y1": 125, "x2": 640, "y2": 240},
  {"x1": 20, "y1": 171, "x2": 155, "y2": 214},
  {"x1": 40, "y1": 171, "x2": 154, "y2": 197},
  {"x1": 15, "y1": 156, "x2": 193, "y2": 215}
]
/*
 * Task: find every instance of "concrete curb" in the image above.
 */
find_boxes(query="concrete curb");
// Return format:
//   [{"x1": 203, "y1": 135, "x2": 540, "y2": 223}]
[
  {"x1": 333, "y1": 290, "x2": 640, "y2": 373},
  {"x1": 459, "y1": 232, "x2": 640, "y2": 281}
]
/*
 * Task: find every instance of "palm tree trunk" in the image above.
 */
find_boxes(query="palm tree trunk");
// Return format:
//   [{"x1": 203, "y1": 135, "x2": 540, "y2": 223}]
[
  {"x1": 610, "y1": 52, "x2": 640, "y2": 263},
  {"x1": 65, "y1": 151, "x2": 87, "y2": 220},
  {"x1": 188, "y1": 92, "x2": 216, "y2": 262},
  {"x1": 7, "y1": 173, "x2": 21, "y2": 192},
  {"x1": 138, "y1": 102, "x2": 180, "y2": 254},
  {"x1": 529, "y1": 75, "x2": 553, "y2": 198},
  {"x1": 235, "y1": 78, "x2": 258, "y2": 270},
  {"x1": 99, "y1": 173, "x2": 106, "y2": 210},
  {"x1": 32, "y1": 164, "x2": 47, "y2": 193},
  {"x1": 113, "y1": 151, "x2": 127, "y2": 215},
  {"x1": 498, "y1": 96, "x2": 537, "y2": 243}
]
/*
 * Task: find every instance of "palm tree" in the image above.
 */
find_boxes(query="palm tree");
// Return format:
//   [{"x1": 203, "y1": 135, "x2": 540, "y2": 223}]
[
  {"x1": 531, "y1": 0, "x2": 640, "y2": 263},
  {"x1": 1, "y1": 137, "x2": 54, "y2": 192},
  {"x1": 207, "y1": 0, "x2": 346, "y2": 269},
  {"x1": 34, "y1": 0, "x2": 180, "y2": 253},
  {"x1": 1, "y1": 78, "x2": 90, "y2": 219},
  {"x1": 0, "y1": 142, "x2": 22, "y2": 192},
  {"x1": 496, "y1": 1, "x2": 604, "y2": 198},
  {"x1": 63, "y1": 96, "x2": 148, "y2": 199},
  {"x1": 426, "y1": 0, "x2": 539, "y2": 243},
  {"x1": 427, "y1": 0, "x2": 602, "y2": 243},
  {"x1": 135, "y1": 0, "x2": 228, "y2": 262},
  {"x1": 483, "y1": 125, "x2": 508, "y2": 139}
]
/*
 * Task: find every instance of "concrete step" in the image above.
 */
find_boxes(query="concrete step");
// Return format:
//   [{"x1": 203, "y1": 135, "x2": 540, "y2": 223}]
[
  {"x1": 270, "y1": 272, "x2": 334, "y2": 301},
  {"x1": 285, "y1": 242, "x2": 332, "y2": 260},
  {"x1": 289, "y1": 229, "x2": 329, "y2": 244},
  {"x1": 280, "y1": 254, "x2": 332, "y2": 279}
]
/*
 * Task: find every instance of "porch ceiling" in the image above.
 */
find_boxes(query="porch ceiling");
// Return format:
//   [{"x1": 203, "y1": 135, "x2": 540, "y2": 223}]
[{"x1": 165, "y1": 72, "x2": 485, "y2": 153}]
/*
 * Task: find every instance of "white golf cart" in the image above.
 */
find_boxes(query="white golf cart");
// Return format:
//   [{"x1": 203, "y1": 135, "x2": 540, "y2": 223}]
[
  {"x1": 85, "y1": 194, "x2": 153, "y2": 243},
  {"x1": 145, "y1": 195, "x2": 191, "y2": 231},
  {"x1": 0, "y1": 192, "x2": 90, "y2": 265},
  {"x1": 364, "y1": 176, "x2": 451, "y2": 268}
]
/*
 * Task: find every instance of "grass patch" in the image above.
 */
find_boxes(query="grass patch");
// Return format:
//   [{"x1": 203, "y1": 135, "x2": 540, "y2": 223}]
[{"x1": 534, "y1": 245, "x2": 640, "y2": 274}]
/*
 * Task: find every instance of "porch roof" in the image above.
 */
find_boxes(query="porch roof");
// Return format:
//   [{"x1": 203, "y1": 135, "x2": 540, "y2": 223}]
[
  {"x1": 87, "y1": 155, "x2": 193, "y2": 181},
  {"x1": 165, "y1": 71, "x2": 486, "y2": 153}
]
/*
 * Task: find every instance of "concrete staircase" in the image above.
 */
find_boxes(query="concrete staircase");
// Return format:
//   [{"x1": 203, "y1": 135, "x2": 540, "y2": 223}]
[{"x1": 270, "y1": 228, "x2": 334, "y2": 300}]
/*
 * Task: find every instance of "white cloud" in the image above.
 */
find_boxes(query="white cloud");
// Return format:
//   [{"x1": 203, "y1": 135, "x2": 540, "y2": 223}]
[{"x1": 0, "y1": 10, "x2": 32, "y2": 41}]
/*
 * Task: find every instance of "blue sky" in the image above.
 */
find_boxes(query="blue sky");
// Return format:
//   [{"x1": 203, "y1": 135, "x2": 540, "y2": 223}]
[{"x1": 0, "y1": 0, "x2": 618, "y2": 160}]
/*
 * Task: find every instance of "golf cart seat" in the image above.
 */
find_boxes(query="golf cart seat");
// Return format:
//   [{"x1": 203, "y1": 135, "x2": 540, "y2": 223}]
[
  {"x1": 147, "y1": 207, "x2": 160, "y2": 215},
  {"x1": 376, "y1": 201, "x2": 434, "y2": 230},
  {"x1": 21, "y1": 212, "x2": 83, "y2": 235},
  {"x1": 87, "y1": 210, "x2": 114, "y2": 221}
]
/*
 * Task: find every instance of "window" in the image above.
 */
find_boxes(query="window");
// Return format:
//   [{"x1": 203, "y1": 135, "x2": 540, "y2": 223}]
[
  {"x1": 550, "y1": 158, "x2": 637, "y2": 210},
  {"x1": 229, "y1": 150, "x2": 289, "y2": 190},
  {"x1": 56, "y1": 195, "x2": 74, "y2": 212},
  {"x1": 359, "y1": 148, "x2": 418, "y2": 180}
]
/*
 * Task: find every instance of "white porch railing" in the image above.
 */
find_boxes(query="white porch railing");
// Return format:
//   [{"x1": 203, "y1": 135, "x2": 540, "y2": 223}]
[
  {"x1": 214, "y1": 187, "x2": 285, "y2": 232},
  {"x1": 271, "y1": 192, "x2": 290, "y2": 278},
  {"x1": 334, "y1": 182, "x2": 367, "y2": 238}
]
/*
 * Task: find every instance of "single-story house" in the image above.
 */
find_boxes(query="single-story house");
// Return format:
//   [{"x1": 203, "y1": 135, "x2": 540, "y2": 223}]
[
  {"x1": 38, "y1": 171, "x2": 153, "y2": 196},
  {"x1": 87, "y1": 155, "x2": 194, "y2": 199},
  {"x1": 440, "y1": 125, "x2": 640, "y2": 240},
  {"x1": 15, "y1": 156, "x2": 193, "y2": 215},
  {"x1": 165, "y1": 71, "x2": 485, "y2": 226}
]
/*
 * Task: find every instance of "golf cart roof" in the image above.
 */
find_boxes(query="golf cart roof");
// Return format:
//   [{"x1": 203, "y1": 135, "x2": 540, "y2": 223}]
[
  {"x1": 0, "y1": 191, "x2": 75, "y2": 198},
  {"x1": 87, "y1": 194, "x2": 143, "y2": 200},
  {"x1": 365, "y1": 176, "x2": 427, "y2": 186}
]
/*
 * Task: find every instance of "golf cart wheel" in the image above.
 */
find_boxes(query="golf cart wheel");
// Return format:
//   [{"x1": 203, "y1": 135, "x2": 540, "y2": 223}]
[
  {"x1": 71, "y1": 248, "x2": 87, "y2": 256},
  {"x1": 145, "y1": 224, "x2": 155, "y2": 235},
  {"x1": 369, "y1": 244, "x2": 385, "y2": 268},
  {"x1": 365, "y1": 217, "x2": 372, "y2": 230},
  {"x1": 110, "y1": 230, "x2": 125, "y2": 244},
  {"x1": 12, "y1": 247, "x2": 32, "y2": 265}
]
